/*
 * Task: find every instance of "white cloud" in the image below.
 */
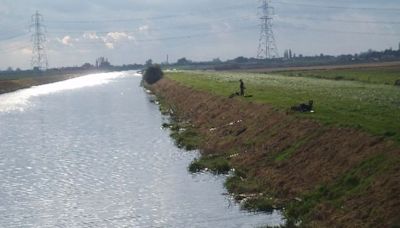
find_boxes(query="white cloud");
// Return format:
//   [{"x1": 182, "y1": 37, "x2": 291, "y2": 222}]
[
  {"x1": 60, "y1": 36, "x2": 73, "y2": 46},
  {"x1": 83, "y1": 32, "x2": 100, "y2": 40},
  {"x1": 107, "y1": 32, "x2": 127, "y2": 40},
  {"x1": 101, "y1": 32, "x2": 135, "y2": 49},
  {"x1": 21, "y1": 47, "x2": 32, "y2": 55},
  {"x1": 138, "y1": 25, "x2": 149, "y2": 32},
  {"x1": 106, "y1": 32, "x2": 135, "y2": 41},
  {"x1": 105, "y1": 42, "x2": 114, "y2": 49}
]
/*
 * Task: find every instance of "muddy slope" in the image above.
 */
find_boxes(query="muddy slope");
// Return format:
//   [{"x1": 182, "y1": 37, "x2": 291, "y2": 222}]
[{"x1": 152, "y1": 78, "x2": 400, "y2": 227}]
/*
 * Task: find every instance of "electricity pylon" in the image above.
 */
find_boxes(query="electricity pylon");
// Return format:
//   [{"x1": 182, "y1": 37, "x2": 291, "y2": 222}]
[
  {"x1": 257, "y1": 0, "x2": 279, "y2": 59},
  {"x1": 31, "y1": 11, "x2": 48, "y2": 70}
]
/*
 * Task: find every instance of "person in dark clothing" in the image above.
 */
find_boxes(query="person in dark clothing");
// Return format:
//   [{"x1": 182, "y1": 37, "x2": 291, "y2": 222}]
[
  {"x1": 239, "y1": 79, "x2": 245, "y2": 96},
  {"x1": 291, "y1": 100, "x2": 314, "y2": 112}
]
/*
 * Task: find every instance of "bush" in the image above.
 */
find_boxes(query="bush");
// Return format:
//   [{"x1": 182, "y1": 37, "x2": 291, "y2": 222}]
[{"x1": 143, "y1": 65, "x2": 163, "y2": 84}]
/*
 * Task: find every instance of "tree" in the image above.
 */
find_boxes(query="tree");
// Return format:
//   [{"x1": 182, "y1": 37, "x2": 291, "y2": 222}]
[
  {"x1": 177, "y1": 57, "x2": 191, "y2": 65},
  {"x1": 233, "y1": 56, "x2": 248, "y2": 63},
  {"x1": 81, "y1": 63, "x2": 93, "y2": 69},
  {"x1": 212, "y1": 58, "x2": 222, "y2": 64},
  {"x1": 96, "y1": 57, "x2": 111, "y2": 68},
  {"x1": 145, "y1": 59, "x2": 153, "y2": 67},
  {"x1": 284, "y1": 50, "x2": 289, "y2": 59},
  {"x1": 143, "y1": 65, "x2": 163, "y2": 85}
]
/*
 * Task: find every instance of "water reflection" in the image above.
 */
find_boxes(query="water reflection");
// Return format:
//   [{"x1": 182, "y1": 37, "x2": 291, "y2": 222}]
[
  {"x1": 0, "y1": 71, "x2": 139, "y2": 113},
  {"x1": 0, "y1": 71, "x2": 283, "y2": 227}
]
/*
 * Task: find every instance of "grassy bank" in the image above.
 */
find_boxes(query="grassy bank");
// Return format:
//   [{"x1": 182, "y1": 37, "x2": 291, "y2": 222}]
[
  {"x1": 168, "y1": 70, "x2": 400, "y2": 142},
  {"x1": 150, "y1": 70, "x2": 400, "y2": 227}
]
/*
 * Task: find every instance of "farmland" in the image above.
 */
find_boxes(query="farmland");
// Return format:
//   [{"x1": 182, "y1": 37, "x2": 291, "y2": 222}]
[
  {"x1": 167, "y1": 68, "x2": 400, "y2": 142},
  {"x1": 277, "y1": 64, "x2": 400, "y2": 85}
]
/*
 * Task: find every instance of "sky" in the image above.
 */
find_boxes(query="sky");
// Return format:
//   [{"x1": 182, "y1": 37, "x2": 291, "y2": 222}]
[{"x1": 0, "y1": 0, "x2": 400, "y2": 69}]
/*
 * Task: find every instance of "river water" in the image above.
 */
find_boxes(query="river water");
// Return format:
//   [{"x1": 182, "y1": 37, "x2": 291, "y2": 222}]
[{"x1": 0, "y1": 71, "x2": 282, "y2": 227}]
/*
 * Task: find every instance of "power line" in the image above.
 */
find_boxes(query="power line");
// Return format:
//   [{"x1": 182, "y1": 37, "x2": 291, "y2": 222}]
[
  {"x1": 0, "y1": 32, "x2": 30, "y2": 41},
  {"x1": 46, "y1": 3, "x2": 254, "y2": 24},
  {"x1": 280, "y1": 16, "x2": 400, "y2": 25},
  {"x1": 0, "y1": 44, "x2": 31, "y2": 53},
  {"x1": 275, "y1": 1, "x2": 400, "y2": 12},
  {"x1": 276, "y1": 25, "x2": 400, "y2": 37},
  {"x1": 49, "y1": 15, "x2": 178, "y2": 24}
]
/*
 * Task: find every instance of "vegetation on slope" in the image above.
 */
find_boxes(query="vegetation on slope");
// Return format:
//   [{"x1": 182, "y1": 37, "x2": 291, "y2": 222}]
[
  {"x1": 168, "y1": 70, "x2": 400, "y2": 142},
  {"x1": 150, "y1": 68, "x2": 400, "y2": 227}
]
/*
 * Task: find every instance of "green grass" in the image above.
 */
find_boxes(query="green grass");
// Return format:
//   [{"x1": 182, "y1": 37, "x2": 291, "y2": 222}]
[
  {"x1": 225, "y1": 174, "x2": 263, "y2": 195},
  {"x1": 167, "y1": 122, "x2": 201, "y2": 151},
  {"x1": 284, "y1": 154, "x2": 397, "y2": 224},
  {"x1": 242, "y1": 197, "x2": 275, "y2": 213},
  {"x1": 167, "y1": 71, "x2": 400, "y2": 142},
  {"x1": 188, "y1": 155, "x2": 231, "y2": 174},
  {"x1": 278, "y1": 67, "x2": 400, "y2": 85},
  {"x1": 275, "y1": 138, "x2": 308, "y2": 162}
]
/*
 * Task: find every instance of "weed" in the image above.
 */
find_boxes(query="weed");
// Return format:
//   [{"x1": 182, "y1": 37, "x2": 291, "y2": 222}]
[
  {"x1": 283, "y1": 154, "x2": 394, "y2": 223},
  {"x1": 243, "y1": 197, "x2": 275, "y2": 213},
  {"x1": 188, "y1": 155, "x2": 231, "y2": 174}
]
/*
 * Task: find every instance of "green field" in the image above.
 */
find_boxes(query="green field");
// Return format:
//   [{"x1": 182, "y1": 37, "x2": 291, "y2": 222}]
[
  {"x1": 278, "y1": 66, "x2": 400, "y2": 85},
  {"x1": 167, "y1": 69, "x2": 400, "y2": 142}
]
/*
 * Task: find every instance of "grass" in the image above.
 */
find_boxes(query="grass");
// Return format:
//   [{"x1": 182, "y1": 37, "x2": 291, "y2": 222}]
[
  {"x1": 167, "y1": 70, "x2": 400, "y2": 142},
  {"x1": 284, "y1": 154, "x2": 397, "y2": 224},
  {"x1": 275, "y1": 139, "x2": 307, "y2": 162},
  {"x1": 157, "y1": 95, "x2": 201, "y2": 151},
  {"x1": 278, "y1": 66, "x2": 400, "y2": 85},
  {"x1": 242, "y1": 197, "x2": 275, "y2": 213},
  {"x1": 155, "y1": 69, "x2": 400, "y2": 226},
  {"x1": 225, "y1": 174, "x2": 263, "y2": 195},
  {"x1": 164, "y1": 121, "x2": 201, "y2": 151},
  {"x1": 188, "y1": 155, "x2": 231, "y2": 174}
]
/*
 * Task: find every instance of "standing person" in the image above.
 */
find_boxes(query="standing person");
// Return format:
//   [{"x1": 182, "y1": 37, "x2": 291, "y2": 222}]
[{"x1": 239, "y1": 79, "x2": 245, "y2": 96}]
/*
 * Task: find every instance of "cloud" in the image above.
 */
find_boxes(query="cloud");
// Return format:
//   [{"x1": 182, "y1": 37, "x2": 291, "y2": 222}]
[
  {"x1": 101, "y1": 32, "x2": 135, "y2": 49},
  {"x1": 59, "y1": 35, "x2": 73, "y2": 46},
  {"x1": 106, "y1": 32, "x2": 135, "y2": 41},
  {"x1": 138, "y1": 25, "x2": 149, "y2": 32},
  {"x1": 105, "y1": 42, "x2": 114, "y2": 49},
  {"x1": 83, "y1": 32, "x2": 100, "y2": 40},
  {"x1": 21, "y1": 47, "x2": 32, "y2": 55},
  {"x1": 1, "y1": 0, "x2": 399, "y2": 69}
]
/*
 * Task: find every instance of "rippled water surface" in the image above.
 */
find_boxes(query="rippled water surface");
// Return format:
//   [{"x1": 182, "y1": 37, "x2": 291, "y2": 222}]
[{"x1": 0, "y1": 71, "x2": 282, "y2": 227}]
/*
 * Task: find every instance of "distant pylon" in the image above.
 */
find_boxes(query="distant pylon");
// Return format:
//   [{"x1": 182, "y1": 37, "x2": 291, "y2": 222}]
[
  {"x1": 257, "y1": 0, "x2": 279, "y2": 59},
  {"x1": 30, "y1": 10, "x2": 48, "y2": 70}
]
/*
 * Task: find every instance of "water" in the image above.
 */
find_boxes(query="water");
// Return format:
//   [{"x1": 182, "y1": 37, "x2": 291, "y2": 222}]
[{"x1": 0, "y1": 71, "x2": 283, "y2": 227}]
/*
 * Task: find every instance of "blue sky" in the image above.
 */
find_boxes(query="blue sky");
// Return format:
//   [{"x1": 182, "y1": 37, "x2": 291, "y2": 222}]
[{"x1": 0, "y1": 0, "x2": 400, "y2": 69}]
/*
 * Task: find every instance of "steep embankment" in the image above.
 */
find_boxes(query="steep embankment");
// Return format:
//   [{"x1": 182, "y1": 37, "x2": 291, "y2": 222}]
[{"x1": 151, "y1": 78, "x2": 400, "y2": 227}]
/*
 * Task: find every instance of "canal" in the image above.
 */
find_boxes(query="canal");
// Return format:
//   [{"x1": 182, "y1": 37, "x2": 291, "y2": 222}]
[{"x1": 0, "y1": 71, "x2": 282, "y2": 227}]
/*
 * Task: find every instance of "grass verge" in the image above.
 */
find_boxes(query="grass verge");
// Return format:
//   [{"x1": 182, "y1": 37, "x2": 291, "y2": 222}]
[
  {"x1": 167, "y1": 70, "x2": 400, "y2": 142},
  {"x1": 284, "y1": 154, "x2": 396, "y2": 225}
]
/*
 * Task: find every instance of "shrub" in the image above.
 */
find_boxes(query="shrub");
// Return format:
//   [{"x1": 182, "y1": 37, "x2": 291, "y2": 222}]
[{"x1": 143, "y1": 65, "x2": 163, "y2": 84}]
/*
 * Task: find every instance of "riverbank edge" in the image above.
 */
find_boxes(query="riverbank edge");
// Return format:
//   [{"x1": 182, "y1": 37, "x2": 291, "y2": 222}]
[
  {"x1": 149, "y1": 77, "x2": 400, "y2": 227},
  {"x1": 0, "y1": 70, "x2": 107, "y2": 95}
]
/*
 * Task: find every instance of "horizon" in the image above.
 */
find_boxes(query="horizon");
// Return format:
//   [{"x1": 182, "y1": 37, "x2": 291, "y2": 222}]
[{"x1": 1, "y1": 0, "x2": 400, "y2": 70}]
